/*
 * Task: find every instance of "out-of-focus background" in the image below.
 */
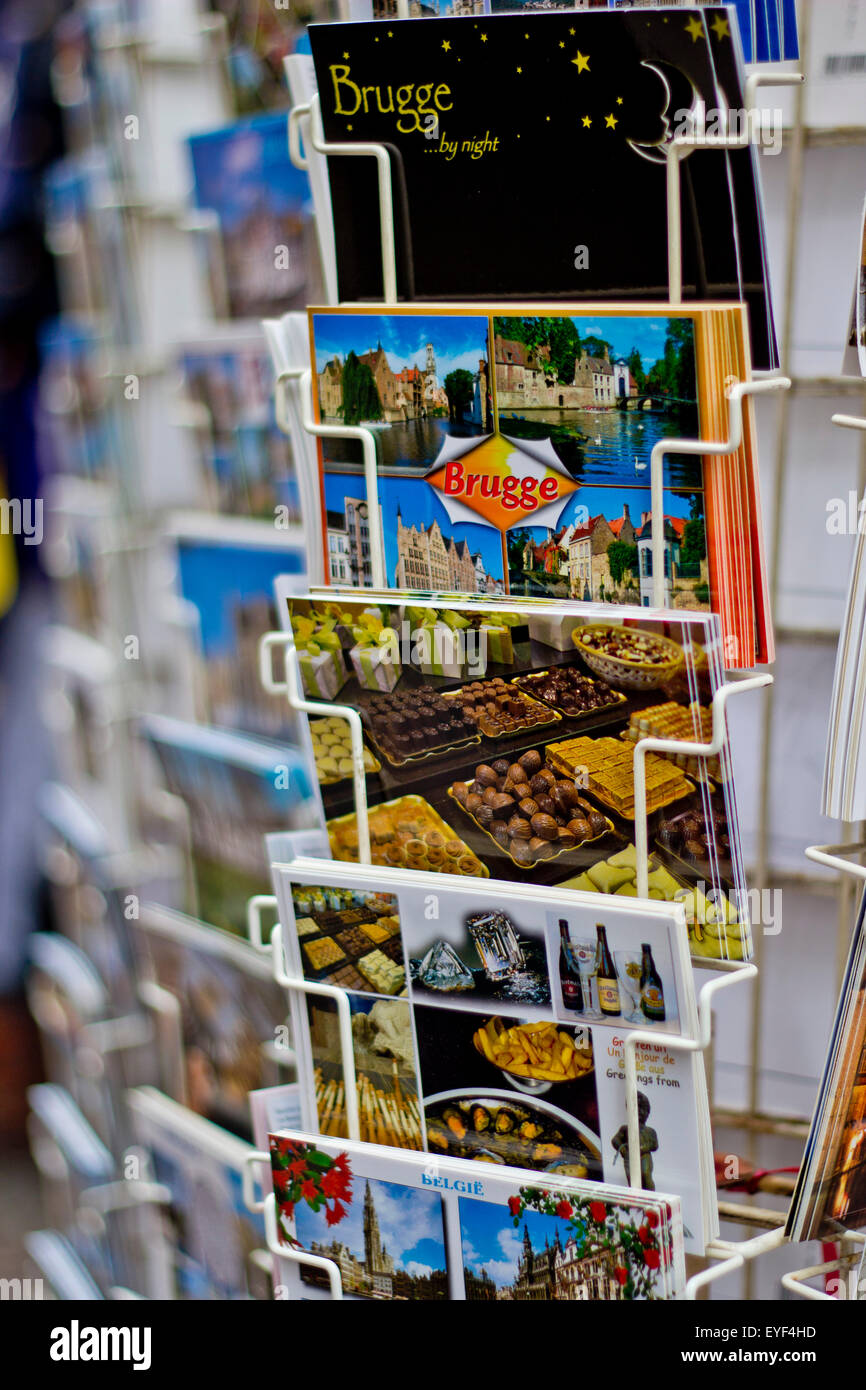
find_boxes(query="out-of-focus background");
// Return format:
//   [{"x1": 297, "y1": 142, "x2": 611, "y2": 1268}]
[{"x1": 0, "y1": 0, "x2": 865, "y2": 1301}]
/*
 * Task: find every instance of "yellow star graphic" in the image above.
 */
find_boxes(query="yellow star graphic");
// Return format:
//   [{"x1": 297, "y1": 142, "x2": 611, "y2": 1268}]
[
  {"x1": 545, "y1": 115, "x2": 550, "y2": 121},
  {"x1": 572, "y1": 51, "x2": 590, "y2": 73},
  {"x1": 480, "y1": 32, "x2": 487, "y2": 42},
  {"x1": 342, "y1": 51, "x2": 349, "y2": 59},
  {"x1": 605, "y1": 113, "x2": 618, "y2": 129},
  {"x1": 347, "y1": 124, "x2": 353, "y2": 131},
  {"x1": 684, "y1": 15, "x2": 704, "y2": 43},
  {"x1": 516, "y1": 66, "x2": 522, "y2": 73},
  {"x1": 387, "y1": 30, "x2": 393, "y2": 37},
  {"x1": 616, "y1": 97, "x2": 623, "y2": 106},
  {"x1": 442, "y1": 39, "x2": 451, "y2": 51},
  {"x1": 558, "y1": 41, "x2": 565, "y2": 49},
  {"x1": 374, "y1": 36, "x2": 379, "y2": 41},
  {"x1": 582, "y1": 115, "x2": 592, "y2": 129},
  {"x1": 569, "y1": 28, "x2": 575, "y2": 36},
  {"x1": 524, "y1": 32, "x2": 529, "y2": 39},
  {"x1": 711, "y1": 15, "x2": 730, "y2": 40}
]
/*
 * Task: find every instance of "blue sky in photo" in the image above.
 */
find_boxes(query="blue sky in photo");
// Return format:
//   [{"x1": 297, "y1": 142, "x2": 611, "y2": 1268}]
[
  {"x1": 459, "y1": 1198, "x2": 577, "y2": 1290},
  {"x1": 547, "y1": 316, "x2": 687, "y2": 373},
  {"x1": 313, "y1": 314, "x2": 491, "y2": 380},
  {"x1": 188, "y1": 114, "x2": 310, "y2": 227},
  {"x1": 176, "y1": 540, "x2": 303, "y2": 655},
  {"x1": 293, "y1": 1175, "x2": 447, "y2": 1280},
  {"x1": 323, "y1": 472, "x2": 506, "y2": 585}
]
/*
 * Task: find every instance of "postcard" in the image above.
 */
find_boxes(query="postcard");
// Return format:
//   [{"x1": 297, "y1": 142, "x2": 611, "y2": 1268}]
[
  {"x1": 306, "y1": 302, "x2": 770, "y2": 668},
  {"x1": 38, "y1": 317, "x2": 118, "y2": 482},
  {"x1": 129, "y1": 1087, "x2": 267, "y2": 1300},
  {"x1": 276, "y1": 587, "x2": 752, "y2": 965},
  {"x1": 187, "y1": 112, "x2": 320, "y2": 320},
  {"x1": 271, "y1": 857, "x2": 713, "y2": 1251},
  {"x1": 600, "y1": 1, "x2": 798, "y2": 65},
  {"x1": 38, "y1": 780, "x2": 141, "y2": 1018},
  {"x1": 134, "y1": 905, "x2": 295, "y2": 1141},
  {"x1": 27, "y1": 1084, "x2": 133, "y2": 1297},
  {"x1": 170, "y1": 522, "x2": 306, "y2": 738},
  {"x1": 279, "y1": 860, "x2": 695, "y2": 1035},
  {"x1": 267, "y1": 1128, "x2": 686, "y2": 1299},
  {"x1": 786, "y1": 893, "x2": 866, "y2": 1242},
  {"x1": 308, "y1": 9, "x2": 777, "y2": 370},
  {"x1": 177, "y1": 328, "x2": 301, "y2": 520},
  {"x1": 140, "y1": 716, "x2": 317, "y2": 936}
]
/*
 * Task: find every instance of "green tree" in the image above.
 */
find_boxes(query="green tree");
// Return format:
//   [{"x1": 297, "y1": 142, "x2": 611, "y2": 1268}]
[
  {"x1": 681, "y1": 518, "x2": 706, "y2": 565},
  {"x1": 444, "y1": 368, "x2": 475, "y2": 422},
  {"x1": 646, "y1": 320, "x2": 696, "y2": 402},
  {"x1": 627, "y1": 347, "x2": 646, "y2": 393},
  {"x1": 547, "y1": 317, "x2": 582, "y2": 384},
  {"x1": 607, "y1": 540, "x2": 639, "y2": 587},
  {"x1": 581, "y1": 335, "x2": 612, "y2": 360},
  {"x1": 507, "y1": 529, "x2": 530, "y2": 574},
  {"x1": 341, "y1": 350, "x2": 381, "y2": 426}
]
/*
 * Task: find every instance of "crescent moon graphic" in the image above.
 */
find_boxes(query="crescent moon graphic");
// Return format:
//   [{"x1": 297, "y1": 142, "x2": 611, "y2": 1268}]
[{"x1": 626, "y1": 61, "x2": 704, "y2": 166}]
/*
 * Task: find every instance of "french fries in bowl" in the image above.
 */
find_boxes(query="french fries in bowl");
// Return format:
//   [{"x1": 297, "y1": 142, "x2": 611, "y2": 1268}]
[{"x1": 473, "y1": 1017, "x2": 594, "y2": 1094}]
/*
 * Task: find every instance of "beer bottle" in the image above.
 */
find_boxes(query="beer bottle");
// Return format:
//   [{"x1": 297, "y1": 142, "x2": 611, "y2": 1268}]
[
  {"x1": 595, "y1": 924, "x2": 620, "y2": 1017},
  {"x1": 640, "y1": 943, "x2": 666, "y2": 1022},
  {"x1": 558, "y1": 920, "x2": 584, "y2": 1013}
]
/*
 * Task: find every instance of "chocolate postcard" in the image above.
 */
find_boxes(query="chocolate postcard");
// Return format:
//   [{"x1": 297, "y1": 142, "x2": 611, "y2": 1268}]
[{"x1": 276, "y1": 588, "x2": 753, "y2": 964}]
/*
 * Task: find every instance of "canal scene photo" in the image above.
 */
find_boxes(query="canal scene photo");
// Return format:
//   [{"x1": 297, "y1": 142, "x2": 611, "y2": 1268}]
[{"x1": 311, "y1": 309, "x2": 710, "y2": 609}]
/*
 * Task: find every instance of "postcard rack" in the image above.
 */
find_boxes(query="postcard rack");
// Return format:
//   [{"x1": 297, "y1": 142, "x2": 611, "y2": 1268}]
[{"x1": 246, "y1": 59, "x2": 847, "y2": 1300}]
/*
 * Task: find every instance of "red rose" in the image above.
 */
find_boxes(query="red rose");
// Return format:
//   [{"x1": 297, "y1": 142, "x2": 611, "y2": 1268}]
[
  {"x1": 325, "y1": 1199, "x2": 347, "y2": 1227},
  {"x1": 589, "y1": 1201, "x2": 608, "y2": 1224},
  {"x1": 647, "y1": 1210, "x2": 659, "y2": 1229},
  {"x1": 638, "y1": 1224, "x2": 651, "y2": 1245},
  {"x1": 555, "y1": 1200, "x2": 573, "y2": 1219},
  {"x1": 614, "y1": 1267, "x2": 628, "y2": 1286},
  {"x1": 508, "y1": 1196, "x2": 522, "y2": 1217},
  {"x1": 643, "y1": 1247, "x2": 661, "y2": 1269}
]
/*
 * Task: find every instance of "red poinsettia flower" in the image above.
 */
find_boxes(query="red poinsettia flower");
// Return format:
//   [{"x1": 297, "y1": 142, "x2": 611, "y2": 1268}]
[
  {"x1": 301, "y1": 1179, "x2": 319, "y2": 1202},
  {"x1": 589, "y1": 1201, "x2": 608, "y2": 1224},
  {"x1": 332, "y1": 1153, "x2": 351, "y2": 1175},
  {"x1": 643, "y1": 1247, "x2": 661, "y2": 1270},
  {"x1": 272, "y1": 1168, "x2": 294, "y2": 1199},
  {"x1": 280, "y1": 1199, "x2": 295, "y2": 1221},
  {"x1": 321, "y1": 1165, "x2": 351, "y2": 1200},
  {"x1": 287, "y1": 1157, "x2": 309, "y2": 1178},
  {"x1": 647, "y1": 1210, "x2": 659, "y2": 1229},
  {"x1": 325, "y1": 1199, "x2": 347, "y2": 1227},
  {"x1": 638, "y1": 1224, "x2": 651, "y2": 1245},
  {"x1": 507, "y1": 1196, "x2": 522, "y2": 1217},
  {"x1": 270, "y1": 1137, "x2": 292, "y2": 1160},
  {"x1": 555, "y1": 1200, "x2": 573, "y2": 1220},
  {"x1": 614, "y1": 1267, "x2": 628, "y2": 1286}
]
